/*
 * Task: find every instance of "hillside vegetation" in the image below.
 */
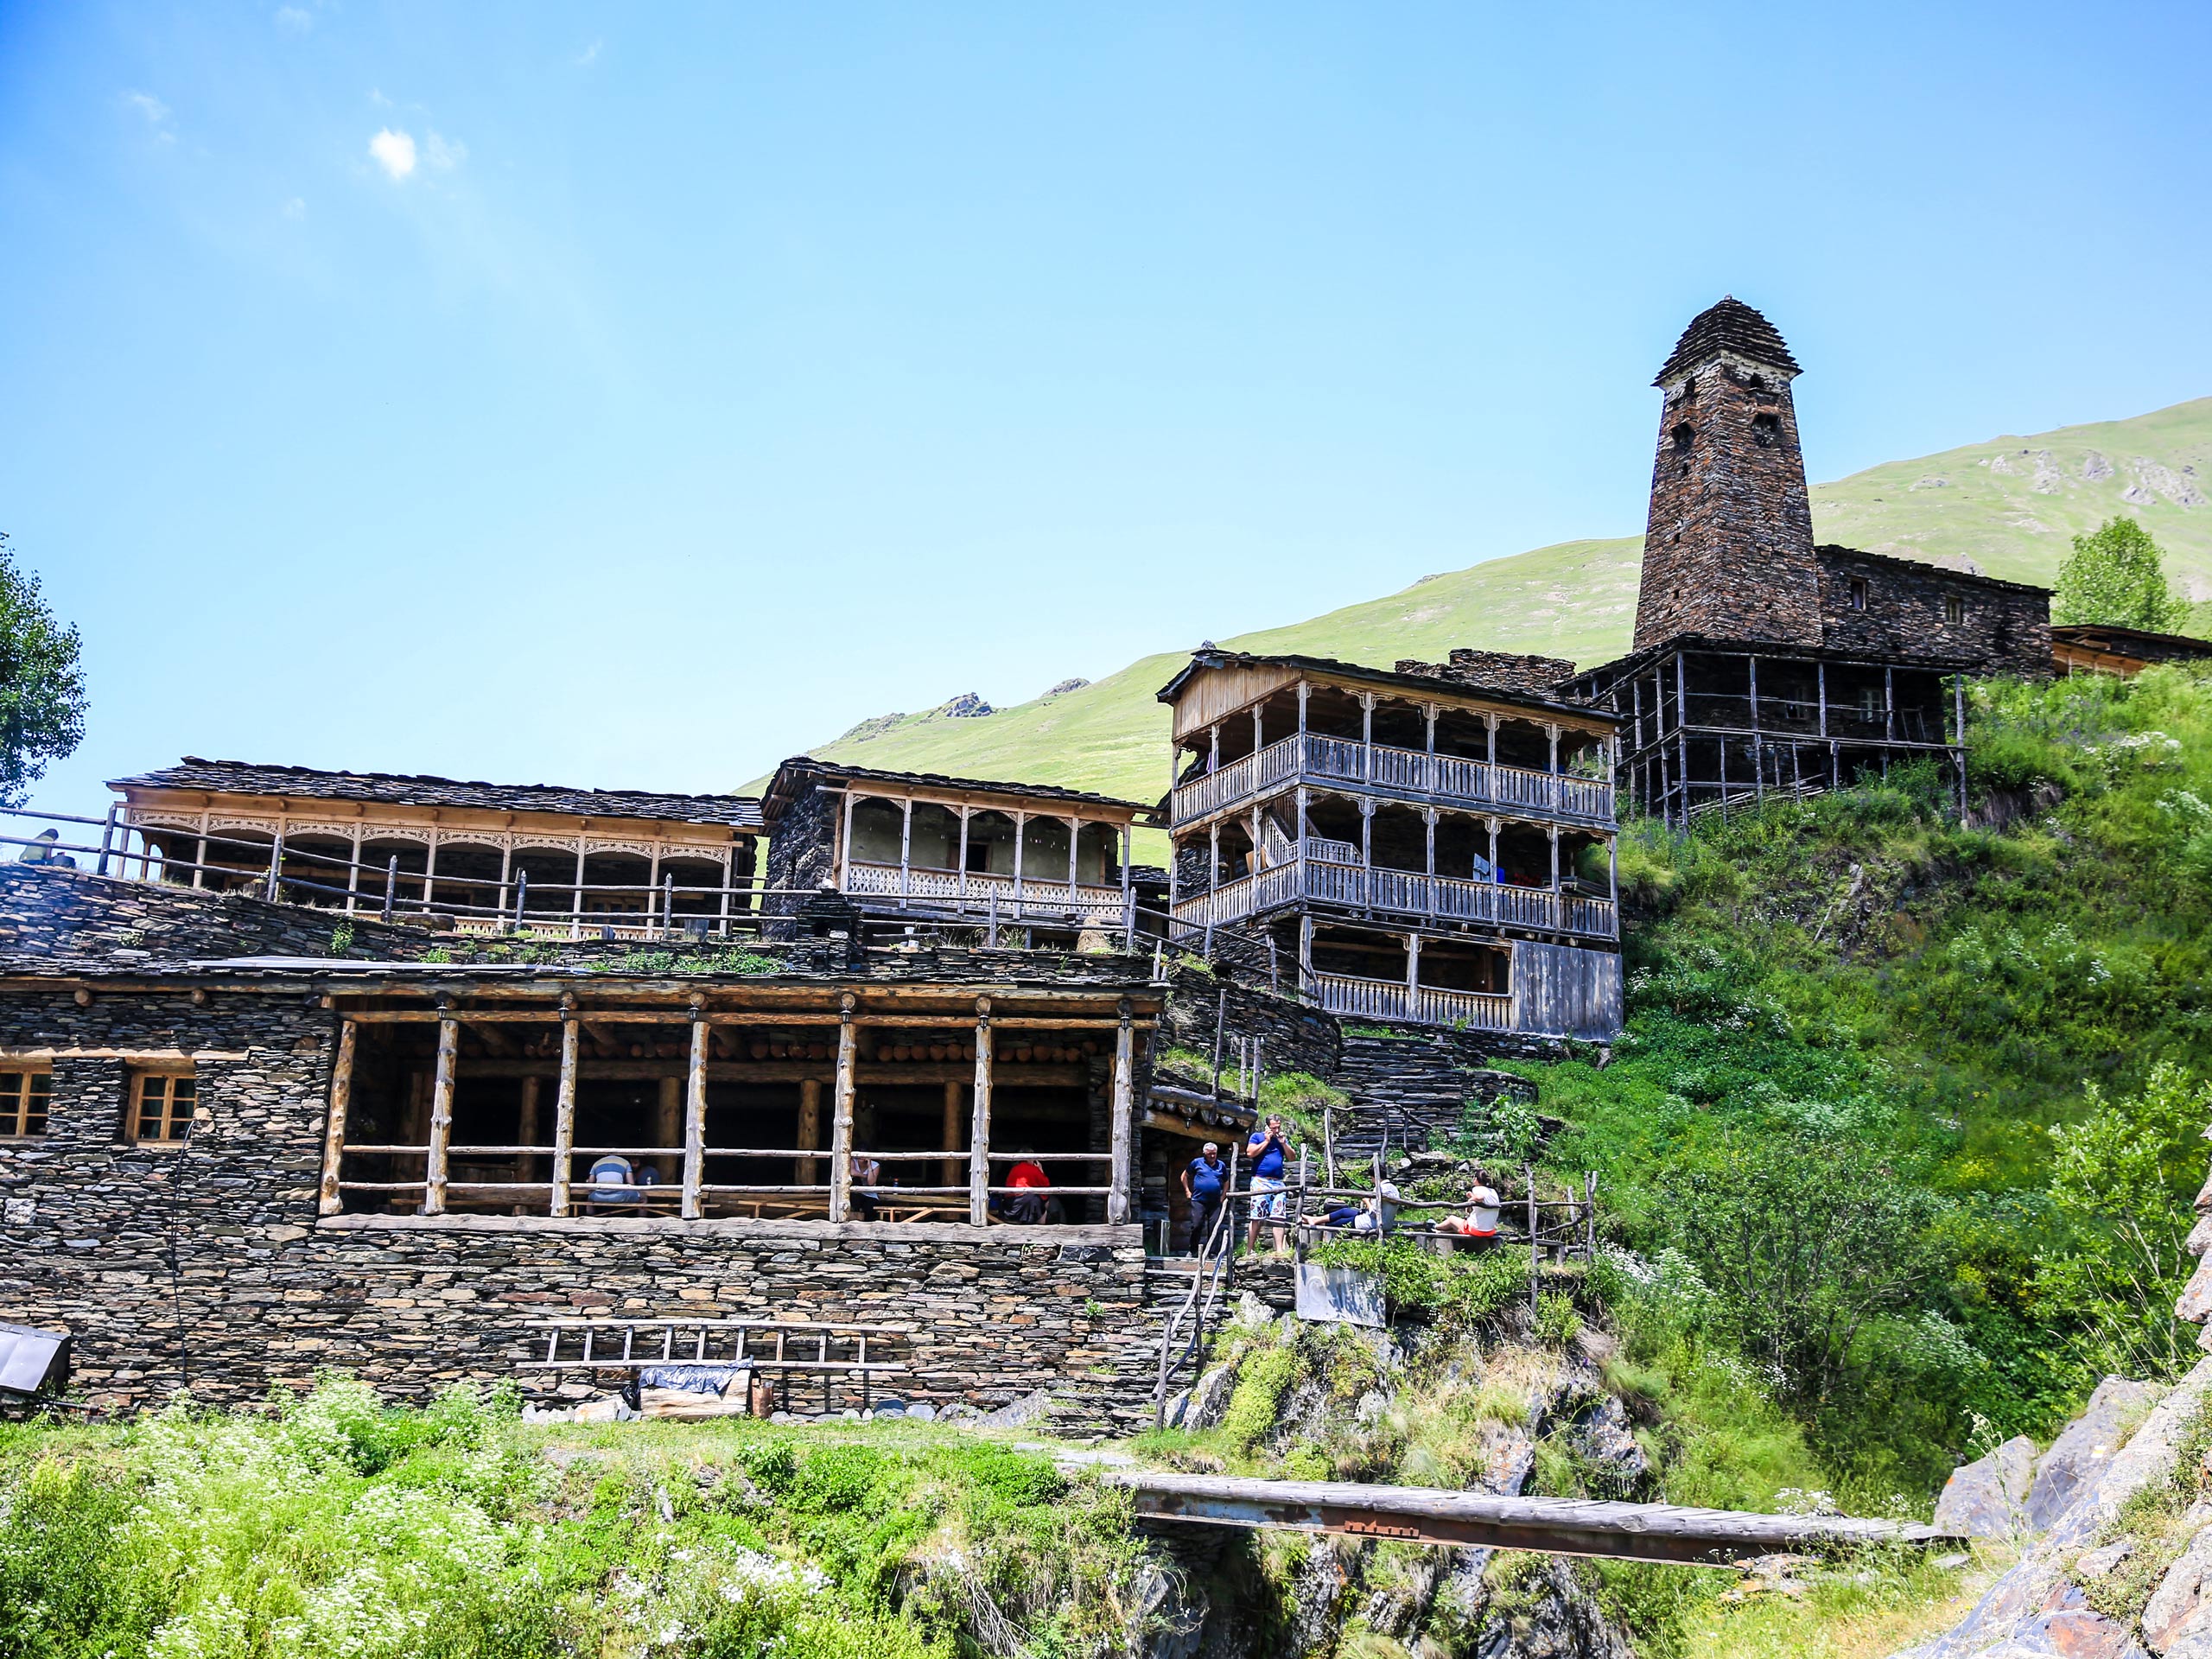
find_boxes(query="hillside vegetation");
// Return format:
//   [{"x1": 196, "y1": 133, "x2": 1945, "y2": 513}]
[{"x1": 762, "y1": 397, "x2": 2212, "y2": 804}]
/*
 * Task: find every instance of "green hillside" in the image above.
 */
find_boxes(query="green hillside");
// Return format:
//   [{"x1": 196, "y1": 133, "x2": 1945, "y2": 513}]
[{"x1": 764, "y1": 397, "x2": 2212, "y2": 804}]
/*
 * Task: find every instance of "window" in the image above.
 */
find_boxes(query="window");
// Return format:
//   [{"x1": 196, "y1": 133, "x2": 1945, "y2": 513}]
[
  {"x1": 1944, "y1": 593, "x2": 1965, "y2": 626},
  {"x1": 0, "y1": 1069, "x2": 49, "y2": 1138},
  {"x1": 1670, "y1": 423, "x2": 1695, "y2": 454},
  {"x1": 1849, "y1": 577, "x2": 1869, "y2": 612},
  {"x1": 1751, "y1": 412, "x2": 1781, "y2": 448},
  {"x1": 130, "y1": 1070, "x2": 196, "y2": 1146}
]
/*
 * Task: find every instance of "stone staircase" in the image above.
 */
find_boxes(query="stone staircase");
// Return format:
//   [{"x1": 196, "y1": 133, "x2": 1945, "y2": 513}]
[{"x1": 1331, "y1": 1031, "x2": 1537, "y2": 1159}]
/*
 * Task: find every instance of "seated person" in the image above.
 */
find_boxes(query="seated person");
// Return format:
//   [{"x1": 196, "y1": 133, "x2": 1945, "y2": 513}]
[
  {"x1": 587, "y1": 1153, "x2": 639, "y2": 1210},
  {"x1": 1435, "y1": 1171, "x2": 1503, "y2": 1244},
  {"x1": 988, "y1": 1147, "x2": 1051, "y2": 1224}
]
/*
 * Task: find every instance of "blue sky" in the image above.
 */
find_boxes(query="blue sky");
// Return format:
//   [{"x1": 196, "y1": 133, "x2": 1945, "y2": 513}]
[{"x1": 5, "y1": 2, "x2": 2209, "y2": 817}]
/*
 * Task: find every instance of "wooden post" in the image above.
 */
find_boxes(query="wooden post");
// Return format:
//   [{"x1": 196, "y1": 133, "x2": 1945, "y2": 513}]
[
  {"x1": 264, "y1": 831, "x2": 285, "y2": 903},
  {"x1": 830, "y1": 995, "x2": 857, "y2": 1222},
  {"x1": 569, "y1": 844, "x2": 587, "y2": 938},
  {"x1": 550, "y1": 1009, "x2": 577, "y2": 1215},
  {"x1": 318, "y1": 1018, "x2": 357, "y2": 1216},
  {"x1": 1322, "y1": 1102, "x2": 1337, "y2": 1189},
  {"x1": 1675, "y1": 653, "x2": 1692, "y2": 826},
  {"x1": 942, "y1": 1079, "x2": 964, "y2": 1191},
  {"x1": 421, "y1": 836, "x2": 438, "y2": 915},
  {"x1": 839, "y1": 791, "x2": 857, "y2": 893},
  {"x1": 657, "y1": 1075, "x2": 683, "y2": 1185},
  {"x1": 423, "y1": 1014, "x2": 457, "y2": 1216},
  {"x1": 1013, "y1": 814, "x2": 1027, "y2": 914},
  {"x1": 899, "y1": 798, "x2": 912, "y2": 901},
  {"x1": 1109, "y1": 999, "x2": 1135, "y2": 1224},
  {"x1": 383, "y1": 854, "x2": 398, "y2": 924},
  {"x1": 1526, "y1": 1161, "x2": 1540, "y2": 1316},
  {"x1": 1360, "y1": 694, "x2": 1374, "y2": 781},
  {"x1": 682, "y1": 1006, "x2": 708, "y2": 1219},
  {"x1": 1068, "y1": 815, "x2": 1080, "y2": 907},
  {"x1": 797, "y1": 1079, "x2": 823, "y2": 1186},
  {"x1": 517, "y1": 1073, "x2": 541, "y2": 1191},
  {"x1": 957, "y1": 807, "x2": 971, "y2": 903},
  {"x1": 1122, "y1": 823, "x2": 1135, "y2": 949},
  {"x1": 969, "y1": 998, "x2": 994, "y2": 1225}
]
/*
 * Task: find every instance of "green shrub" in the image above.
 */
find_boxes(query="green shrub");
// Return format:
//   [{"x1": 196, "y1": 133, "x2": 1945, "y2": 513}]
[{"x1": 1219, "y1": 1344, "x2": 1301, "y2": 1455}]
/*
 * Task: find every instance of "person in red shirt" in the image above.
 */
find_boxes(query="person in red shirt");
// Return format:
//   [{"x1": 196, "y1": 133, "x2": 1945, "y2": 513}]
[{"x1": 992, "y1": 1147, "x2": 1051, "y2": 1224}]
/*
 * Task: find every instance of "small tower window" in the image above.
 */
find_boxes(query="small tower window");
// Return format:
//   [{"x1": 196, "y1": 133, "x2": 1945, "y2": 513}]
[
  {"x1": 1943, "y1": 593, "x2": 1964, "y2": 626},
  {"x1": 1849, "y1": 577, "x2": 1869, "y2": 612},
  {"x1": 1671, "y1": 423, "x2": 1694, "y2": 454},
  {"x1": 1751, "y1": 412, "x2": 1781, "y2": 448}
]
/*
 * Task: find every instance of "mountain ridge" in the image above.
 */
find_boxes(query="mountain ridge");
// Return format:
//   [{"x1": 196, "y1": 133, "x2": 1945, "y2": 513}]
[{"x1": 751, "y1": 396, "x2": 2212, "y2": 804}]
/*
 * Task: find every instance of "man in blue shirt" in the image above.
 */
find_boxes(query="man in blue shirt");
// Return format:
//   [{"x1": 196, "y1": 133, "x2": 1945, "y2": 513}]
[
  {"x1": 1246, "y1": 1115, "x2": 1291, "y2": 1255},
  {"x1": 1180, "y1": 1141, "x2": 1229, "y2": 1255}
]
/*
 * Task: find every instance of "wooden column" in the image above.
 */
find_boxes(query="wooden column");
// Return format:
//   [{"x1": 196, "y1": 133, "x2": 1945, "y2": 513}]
[
  {"x1": 1359, "y1": 800, "x2": 1373, "y2": 868},
  {"x1": 1360, "y1": 695, "x2": 1374, "y2": 780},
  {"x1": 550, "y1": 1010, "x2": 577, "y2": 1215},
  {"x1": 318, "y1": 1018, "x2": 358, "y2": 1217},
  {"x1": 969, "y1": 997, "x2": 994, "y2": 1225},
  {"x1": 569, "y1": 844, "x2": 587, "y2": 939},
  {"x1": 1208, "y1": 823, "x2": 1220, "y2": 893},
  {"x1": 957, "y1": 807, "x2": 971, "y2": 902},
  {"x1": 839, "y1": 790, "x2": 858, "y2": 892},
  {"x1": 1067, "y1": 816, "x2": 1080, "y2": 904},
  {"x1": 1013, "y1": 814, "x2": 1027, "y2": 913},
  {"x1": 829, "y1": 996, "x2": 857, "y2": 1222},
  {"x1": 942, "y1": 1080, "x2": 964, "y2": 1190},
  {"x1": 1405, "y1": 931, "x2": 1421, "y2": 999},
  {"x1": 1423, "y1": 808, "x2": 1436, "y2": 877},
  {"x1": 1485, "y1": 713, "x2": 1497, "y2": 766},
  {"x1": 345, "y1": 827, "x2": 363, "y2": 913},
  {"x1": 421, "y1": 836, "x2": 439, "y2": 914},
  {"x1": 517, "y1": 1074, "x2": 541, "y2": 1192},
  {"x1": 682, "y1": 1007, "x2": 708, "y2": 1219},
  {"x1": 1487, "y1": 817, "x2": 1501, "y2": 886},
  {"x1": 1109, "y1": 999, "x2": 1135, "y2": 1224},
  {"x1": 899, "y1": 798, "x2": 912, "y2": 900},
  {"x1": 1675, "y1": 652, "x2": 1692, "y2": 826},
  {"x1": 1884, "y1": 664, "x2": 1896, "y2": 742},
  {"x1": 1120, "y1": 823, "x2": 1135, "y2": 944},
  {"x1": 797, "y1": 1079, "x2": 823, "y2": 1186},
  {"x1": 423, "y1": 1014, "x2": 457, "y2": 1216},
  {"x1": 656, "y1": 1075, "x2": 683, "y2": 1185},
  {"x1": 1298, "y1": 913, "x2": 1313, "y2": 989}
]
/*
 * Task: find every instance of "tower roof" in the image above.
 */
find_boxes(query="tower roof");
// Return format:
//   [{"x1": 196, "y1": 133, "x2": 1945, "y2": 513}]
[{"x1": 1654, "y1": 296, "x2": 1801, "y2": 386}]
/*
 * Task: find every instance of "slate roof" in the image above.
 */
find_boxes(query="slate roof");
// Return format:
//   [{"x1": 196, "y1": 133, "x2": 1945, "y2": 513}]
[
  {"x1": 111, "y1": 758, "x2": 766, "y2": 831},
  {"x1": 1154, "y1": 649, "x2": 1616, "y2": 724},
  {"x1": 761, "y1": 758, "x2": 1148, "y2": 825},
  {"x1": 1655, "y1": 297, "x2": 1802, "y2": 385}
]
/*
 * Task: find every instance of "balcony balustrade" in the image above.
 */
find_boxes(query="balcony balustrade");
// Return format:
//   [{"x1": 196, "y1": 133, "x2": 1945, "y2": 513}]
[
  {"x1": 1303, "y1": 971, "x2": 1513, "y2": 1032},
  {"x1": 844, "y1": 861, "x2": 1130, "y2": 925},
  {"x1": 1170, "y1": 856, "x2": 1617, "y2": 941},
  {"x1": 1171, "y1": 734, "x2": 1613, "y2": 830}
]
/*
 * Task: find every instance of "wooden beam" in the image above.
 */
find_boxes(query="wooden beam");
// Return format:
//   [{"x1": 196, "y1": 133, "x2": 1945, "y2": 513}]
[
  {"x1": 423, "y1": 1014, "x2": 457, "y2": 1216},
  {"x1": 682, "y1": 1014, "x2": 708, "y2": 1220},
  {"x1": 318, "y1": 1018, "x2": 357, "y2": 1217},
  {"x1": 969, "y1": 998, "x2": 994, "y2": 1226},
  {"x1": 550, "y1": 1015, "x2": 578, "y2": 1216},
  {"x1": 797, "y1": 1077, "x2": 822, "y2": 1186},
  {"x1": 516, "y1": 1074, "x2": 541, "y2": 1186},
  {"x1": 1108, "y1": 1472, "x2": 1958, "y2": 1567},
  {"x1": 1109, "y1": 1001, "x2": 1134, "y2": 1224},
  {"x1": 655, "y1": 1075, "x2": 683, "y2": 1185},
  {"x1": 941, "y1": 1079, "x2": 963, "y2": 1191},
  {"x1": 828, "y1": 996, "x2": 856, "y2": 1222}
]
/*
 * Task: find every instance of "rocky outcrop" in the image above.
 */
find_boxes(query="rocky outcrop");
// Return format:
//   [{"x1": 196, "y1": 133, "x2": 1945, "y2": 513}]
[
  {"x1": 2027, "y1": 1378, "x2": 2169, "y2": 1532},
  {"x1": 1934, "y1": 1435, "x2": 2037, "y2": 1539}
]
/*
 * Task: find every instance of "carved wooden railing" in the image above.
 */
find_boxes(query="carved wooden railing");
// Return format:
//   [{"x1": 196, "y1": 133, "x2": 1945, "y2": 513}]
[{"x1": 1171, "y1": 734, "x2": 1614, "y2": 830}]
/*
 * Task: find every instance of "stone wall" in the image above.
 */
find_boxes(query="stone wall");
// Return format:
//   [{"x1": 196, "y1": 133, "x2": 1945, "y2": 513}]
[
  {"x1": 1815, "y1": 544, "x2": 2052, "y2": 680},
  {"x1": 0, "y1": 976, "x2": 1164, "y2": 1429},
  {"x1": 1157, "y1": 958, "x2": 1344, "y2": 1083},
  {"x1": 0, "y1": 863, "x2": 436, "y2": 968},
  {"x1": 762, "y1": 781, "x2": 839, "y2": 918}
]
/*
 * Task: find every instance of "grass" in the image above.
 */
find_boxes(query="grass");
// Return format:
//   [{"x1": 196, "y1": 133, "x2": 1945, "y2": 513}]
[{"x1": 0, "y1": 1376, "x2": 1150, "y2": 1659}]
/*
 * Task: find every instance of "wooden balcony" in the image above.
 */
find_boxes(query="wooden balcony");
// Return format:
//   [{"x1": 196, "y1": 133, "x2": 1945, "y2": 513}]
[
  {"x1": 1171, "y1": 857, "x2": 1617, "y2": 941},
  {"x1": 844, "y1": 861, "x2": 1131, "y2": 926},
  {"x1": 1171, "y1": 734, "x2": 1613, "y2": 830},
  {"x1": 1303, "y1": 971, "x2": 1513, "y2": 1033}
]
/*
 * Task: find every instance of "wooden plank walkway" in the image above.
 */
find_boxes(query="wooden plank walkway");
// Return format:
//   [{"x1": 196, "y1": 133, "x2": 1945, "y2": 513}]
[{"x1": 1105, "y1": 1472, "x2": 1959, "y2": 1565}]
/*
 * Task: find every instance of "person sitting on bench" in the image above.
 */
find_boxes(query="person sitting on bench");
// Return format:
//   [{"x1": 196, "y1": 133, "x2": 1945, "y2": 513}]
[
  {"x1": 1434, "y1": 1171, "x2": 1503, "y2": 1245},
  {"x1": 989, "y1": 1147, "x2": 1051, "y2": 1224},
  {"x1": 587, "y1": 1153, "x2": 640, "y2": 1211}
]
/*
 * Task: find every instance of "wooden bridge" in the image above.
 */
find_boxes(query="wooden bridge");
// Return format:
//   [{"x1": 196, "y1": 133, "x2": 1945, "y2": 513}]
[{"x1": 1106, "y1": 1472, "x2": 1959, "y2": 1566}]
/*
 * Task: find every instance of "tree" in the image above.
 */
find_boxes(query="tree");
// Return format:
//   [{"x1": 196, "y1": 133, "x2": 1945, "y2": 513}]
[
  {"x1": 1664, "y1": 1130, "x2": 1948, "y2": 1408},
  {"x1": 2033, "y1": 1061, "x2": 2211, "y2": 1383},
  {"x1": 2053, "y1": 517, "x2": 2185, "y2": 632},
  {"x1": 0, "y1": 533, "x2": 87, "y2": 808}
]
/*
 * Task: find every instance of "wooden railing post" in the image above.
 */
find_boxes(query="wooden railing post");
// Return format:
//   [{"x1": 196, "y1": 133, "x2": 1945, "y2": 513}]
[
  {"x1": 423, "y1": 1011, "x2": 457, "y2": 1216},
  {"x1": 682, "y1": 999, "x2": 708, "y2": 1219},
  {"x1": 319, "y1": 1018, "x2": 357, "y2": 1217},
  {"x1": 550, "y1": 1004, "x2": 577, "y2": 1216},
  {"x1": 264, "y1": 831, "x2": 285, "y2": 903},
  {"x1": 383, "y1": 854, "x2": 398, "y2": 924},
  {"x1": 798, "y1": 1079, "x2": 822, "y2": 1186},
  {"x1": 829, "y1": 995, "x2": 857, "y2": 1222},
  {"x1": 1109, "y1": 999, "x2": 1135, "y2": 1224},
  {"x1": 969, "y1": 997, "x2": 994, "y2": 1225}
]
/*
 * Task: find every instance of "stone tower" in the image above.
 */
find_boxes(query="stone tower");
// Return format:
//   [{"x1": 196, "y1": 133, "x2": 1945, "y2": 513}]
[{"x1": 1631, "y1": 298, "x2": 1822, "y2": 651}]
